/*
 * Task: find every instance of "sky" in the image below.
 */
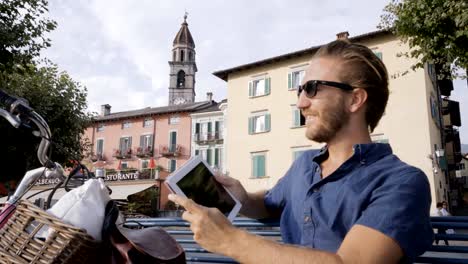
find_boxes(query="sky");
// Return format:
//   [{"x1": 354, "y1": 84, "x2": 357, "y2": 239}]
[{"x1": 42, "y1": 0, "x2": 467, "y2": 143}]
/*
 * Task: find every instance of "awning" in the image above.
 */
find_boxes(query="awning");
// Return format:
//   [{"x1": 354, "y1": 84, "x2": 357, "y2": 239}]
[
  {"x1": 0, "y1": 183, "x2": 156, "y2": 203},
  {"x1": 107, "y1": 183, "x2": 155, "y2": 200}
]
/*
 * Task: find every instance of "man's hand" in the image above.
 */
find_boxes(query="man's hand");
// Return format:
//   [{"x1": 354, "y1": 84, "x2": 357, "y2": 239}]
[
  {"x1": 168, "y1": 194, "x2": 238, "y2": 255},
  {"x1": 214, "y1": 173, "x2": 248, "y2": 203}
]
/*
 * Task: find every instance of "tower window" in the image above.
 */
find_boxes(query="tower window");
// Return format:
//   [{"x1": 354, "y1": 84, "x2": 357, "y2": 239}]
[
  {"x1": 177, "y1": 70, "x2": 186, "y2": 88},
  {"x1": 173, "y1": 51, "x2": 176, "y2": 61},
  {"x1": 189, "y1": 51, "x2": 193, "y2": 61},
  {"x1": 180, "y1": 50, "x2": 185, "y2": 62}
]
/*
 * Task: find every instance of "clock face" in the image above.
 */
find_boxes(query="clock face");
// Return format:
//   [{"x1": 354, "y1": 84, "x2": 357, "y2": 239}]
[{"x1": 173, "y1": 97, "x2": 186, "y2": 105}]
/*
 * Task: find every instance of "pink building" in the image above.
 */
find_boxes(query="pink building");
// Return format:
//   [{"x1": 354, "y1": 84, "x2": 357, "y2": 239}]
[{"x1": 83, "y1": 101, "x2": 216, "y2": 210}]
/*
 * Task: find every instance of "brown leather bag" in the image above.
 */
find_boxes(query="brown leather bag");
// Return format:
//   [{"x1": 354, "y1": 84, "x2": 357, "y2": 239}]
[{"x1": 102, "y1": 201, "x2": 186, "y2": 264}]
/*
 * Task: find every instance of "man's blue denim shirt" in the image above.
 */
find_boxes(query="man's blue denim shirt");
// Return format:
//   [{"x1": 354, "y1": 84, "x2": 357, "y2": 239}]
[{"x1": 264, "y1": 143, "x2": 433, "y2": 261}]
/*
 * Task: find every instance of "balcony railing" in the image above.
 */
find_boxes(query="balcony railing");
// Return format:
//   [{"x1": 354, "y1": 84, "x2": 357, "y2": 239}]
[
  {"x1": 90, "y1": 153, "x2": 105, "y2": 162},
  {"x1": 112, "y1": 148, "x2": 132, "y2": 159},
  {"x1": 159, "y1": 144, "x2": 182, "y2": 157},
  {"x1": 194, "y1": 132, "x2": 223, "y2": 144},
  {"x1": 135, "y1": 146, "x2": 153, "y2": 158}
]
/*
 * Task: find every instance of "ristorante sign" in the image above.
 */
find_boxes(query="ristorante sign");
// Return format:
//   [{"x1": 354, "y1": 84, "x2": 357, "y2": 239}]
[
  {"x1": 34, "y1": 170, "x2": 141, "y2": 186},
  {"x1": 104, "y1": 171, "x2": 140, "y2": 181}
]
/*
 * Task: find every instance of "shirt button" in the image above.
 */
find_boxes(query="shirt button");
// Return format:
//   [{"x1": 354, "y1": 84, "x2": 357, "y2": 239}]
[{"x1": 304, "y1": 216, "x2": 311, "y2": 222}]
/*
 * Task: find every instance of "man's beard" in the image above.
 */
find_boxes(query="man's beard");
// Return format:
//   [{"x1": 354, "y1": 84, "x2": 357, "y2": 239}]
[{"x1": 306, "y1": 98, "x2": 349, "y2": 143}]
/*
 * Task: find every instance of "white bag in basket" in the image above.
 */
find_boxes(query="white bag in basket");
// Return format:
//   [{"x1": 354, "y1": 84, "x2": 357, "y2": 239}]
[{"x1": 47, "y1": 178, "x2": 110, "y2": 241}]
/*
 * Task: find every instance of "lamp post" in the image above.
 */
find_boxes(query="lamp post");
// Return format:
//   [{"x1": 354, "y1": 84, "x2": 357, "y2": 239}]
[{"x1": 155, "y1": 168, "x2": 163, "y2": 212}]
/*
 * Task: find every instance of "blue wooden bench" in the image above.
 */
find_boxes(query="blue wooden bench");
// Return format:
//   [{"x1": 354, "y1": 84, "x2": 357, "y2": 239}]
[{"x1": 124, "y1": 216, "x2": 468, "y2": 264}]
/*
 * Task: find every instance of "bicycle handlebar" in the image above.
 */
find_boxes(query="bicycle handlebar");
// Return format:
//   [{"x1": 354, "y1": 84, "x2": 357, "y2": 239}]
[{"x1": 0, "y1": 90, "x2": 53, "y2": 168}]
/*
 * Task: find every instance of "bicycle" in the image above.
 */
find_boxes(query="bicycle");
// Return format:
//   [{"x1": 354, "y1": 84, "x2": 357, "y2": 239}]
[
  {"x1": 0, "y1": 89, "x2": 99, "y2": 263},
  {"x1": 0, "y1": 90, "x2": 186, "y2": 264}
]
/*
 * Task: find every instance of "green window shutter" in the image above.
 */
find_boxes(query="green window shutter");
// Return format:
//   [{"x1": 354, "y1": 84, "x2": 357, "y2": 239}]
[
  {"x1": 293, "y1": 109, "x2": 300, "y2": 127},
  {"x1": 207, "y1": 149, "x2": 212, "y2": 165},
  {"x1": 140, "y1": 135, "x2": 144, "y2": 148},
  {"x1": 195, "y1": 123, "x2": 200, "y2": 133},
  {"x1": 253, "y1": 156, "x2": 258, "y2": 177},
  {"x1": 119, "y1": 138, "x2": 124, "y2": 151},
  {"x1": 249, "y1": 81, "x2": 253, "y2": 97},
  {"x1": 215, "y1": 121, "x2": 220, "y2": 133},
  {"x1": 195, "y1": 149, "x2": 199, "y2": 156},
  {"x1": 214, "y1": 149, "x2": 219, "y2": 167},
  {"x1": 265, "y1": 78, "x2": 271, "y2": 95},
  {"x1": 208, "y1": 122, "x2": 212, "y2": 133},
  {"x1": 248, "y1": 117, "x2": 253, "y2": 134},
  {"x1": 257, "y1": 155, "x2": 265, "y2": 177},
  {"x1": 288, "y1": 73, "x2": 292, "y2": 89},
  {"x1": 265, "y1": 114, "x2": 271, "y2": 132},
  {"x1": 147, "y1": 135, "x2": 153, "y2": 149},
  {"x1": 374, "y1": 51, "x2": 383, "y2": 60}
]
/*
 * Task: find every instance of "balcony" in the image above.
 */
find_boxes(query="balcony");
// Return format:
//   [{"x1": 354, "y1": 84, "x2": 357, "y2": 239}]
[
  {"x1": 159, "y1": 144, "x2": 182, "y2": 157},
  {"x1": 136, "y1": 146, "x2": 153, "y2": 158},
  {"x1": 442, "y1": 99, "x2": 461, "y2": 127},
  {"x1": 194, "y1": 132, "x2": 224, "y2": 145},
  {"x1": 113, "y1": 148, "x2": 132, "y2": 159},
  {"x1": 90, "y1": 153, "x2": 105, "y2": 162}
]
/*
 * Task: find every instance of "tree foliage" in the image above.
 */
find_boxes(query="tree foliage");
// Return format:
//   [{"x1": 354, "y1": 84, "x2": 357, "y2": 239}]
[
  {"x1": 0, "y1": 0, "x2": 57, "y2": 68},
  {"x1": 0, "y1": 0, "x2": 92, "y2": 187},
  {"x1": 380, "y1": 0, "x2": 468, "y2": 79}
]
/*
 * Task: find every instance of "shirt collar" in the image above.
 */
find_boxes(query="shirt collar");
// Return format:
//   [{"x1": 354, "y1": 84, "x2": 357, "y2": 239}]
[{"x1": 312, "y1": 143, "x2": 393, "y2": 165}]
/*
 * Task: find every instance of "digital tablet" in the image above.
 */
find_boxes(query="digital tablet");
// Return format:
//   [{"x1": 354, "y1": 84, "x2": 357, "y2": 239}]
[{"x1": 165, "y1": 156, "x2": 241, "y2": 221}]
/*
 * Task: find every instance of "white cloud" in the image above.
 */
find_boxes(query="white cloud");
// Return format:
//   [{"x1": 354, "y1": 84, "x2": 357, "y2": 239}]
[{"x1": 43, "y1": 0, "x2": 467, "y2": 142}]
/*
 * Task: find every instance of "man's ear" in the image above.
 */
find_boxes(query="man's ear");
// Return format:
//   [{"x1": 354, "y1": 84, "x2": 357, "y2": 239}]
[{"x1": 349, "y1": 88, "x2": 368, "y2": 113}]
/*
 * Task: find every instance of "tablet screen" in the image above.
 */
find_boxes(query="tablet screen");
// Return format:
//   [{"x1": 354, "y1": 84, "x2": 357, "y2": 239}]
[{"x1": 176, "y1": 162, "x2": 236, "y2": 215}]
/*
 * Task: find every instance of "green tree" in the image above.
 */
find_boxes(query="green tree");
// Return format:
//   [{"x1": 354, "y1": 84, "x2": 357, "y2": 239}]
[
  {"x1": 0, "y1": 0, "x2": 92, "y2": 183},
  {"x1": 0, "y1": 0, "x2": 57, "y2": 68},
  {"x1": 380, "y1": 0, "x2": 468, "y2": 79}
]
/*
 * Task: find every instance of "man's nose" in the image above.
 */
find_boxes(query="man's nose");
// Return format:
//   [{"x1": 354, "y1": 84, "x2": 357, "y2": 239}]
[{"x1": 296, "y1": 91, "x2": 310, "y2": 109}]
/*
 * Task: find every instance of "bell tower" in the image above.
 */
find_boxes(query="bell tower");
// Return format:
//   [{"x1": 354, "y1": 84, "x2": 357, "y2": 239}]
[{"x1": 168, "y1": 13, "x2": 197, "y2": 105}]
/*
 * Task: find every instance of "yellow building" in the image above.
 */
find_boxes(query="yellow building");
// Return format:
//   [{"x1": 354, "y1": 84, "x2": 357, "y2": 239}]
[{"x1": 213, "y1": 30, "x2": 460, "y2": 210}]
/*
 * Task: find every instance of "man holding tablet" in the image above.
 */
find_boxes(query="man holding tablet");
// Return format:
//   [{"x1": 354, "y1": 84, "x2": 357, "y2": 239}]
[{"x1": 168, "y1": 40, "x2": 433, "y2": 263}]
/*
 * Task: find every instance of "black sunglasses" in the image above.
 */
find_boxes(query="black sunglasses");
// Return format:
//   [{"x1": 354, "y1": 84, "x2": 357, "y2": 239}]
[{"x1": 297, "y1": 80, "x2": 354, "y2": 98}]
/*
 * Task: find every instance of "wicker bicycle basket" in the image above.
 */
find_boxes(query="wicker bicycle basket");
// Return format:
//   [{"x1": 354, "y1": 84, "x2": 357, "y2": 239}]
[{"x1": 0, "y1": 200, "x2": 100, "y2": 264}]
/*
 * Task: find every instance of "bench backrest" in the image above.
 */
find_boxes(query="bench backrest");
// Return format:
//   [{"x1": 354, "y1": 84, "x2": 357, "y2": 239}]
[{"x1": 124, "y1": 216, "x2": 468, "y2": 264}]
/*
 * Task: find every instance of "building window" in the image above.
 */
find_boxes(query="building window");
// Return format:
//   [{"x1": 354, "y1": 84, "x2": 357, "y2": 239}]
[
  {"x1": 252, "y1": 152, "x2": 266, "y2": 178},
  {"x1": 97, "y1": 124, "x2": 105, "y2": 132},
  {"x1": 169, "y1": 116, "x2": 180, "y2": 124},
  {"x1": 119, "y1": 136, "x2": 132, "y2": 153},
  {"x1": 143, "y1": 118, "x2": 153, "y2": 127},
  {"x1": 292, "y1": 106, "x2": 305, "y2": 127},
  {"x1": 122, "y1": 121, "x2": 131, "y2": 129},
  {"x1": 180, "y1": 50, "x2": 185, "y2": 62},
  {"x1": 96, "y1": 139, "x2": 104, "y2": 155},
  {"x1": 141, "y1": 160, "x2": 149, "y2": 169},
  {"x1": 374, "y1": 51, "x2": 383, "y2": 60},
  {"x1": 195, "y1": 122, "x2": 213, "y2": 141},
  {"x1": 177, "y1": 70, "x2": 185, "y2": 88},
  {"x1": 371, "y1": 134, "x2": 389, "y2": 144},
  {"x1": 168, "y1": 159, "x2": 177, "y2": 172},
  {"x1": 140, "y1": 134, "x2": 153, "y2": 149},
  {"x1": 249, "y1": 77, "x2": 271, "y2": 97},
  {"x1": 248, "y1": 113, "x2": 271, "y2": 134},
  {"x1": 288, "y1": 70, "x2": 305, "y2": 90},
  {"x1": 169, "y1": 131, "x2": 177, "y2": 152},
  {"x1": 121, "y1": 162, "x2": 128, "y2": 170},
  {"x1": 430, "y1": 95, "x2": 441, "y2": 127},
  {"x1": 214, "y1": 148, "x2": 222, "y2": 170},
  {"x1": 293, "y1": 149, "x2": 306, "y2": 161}
]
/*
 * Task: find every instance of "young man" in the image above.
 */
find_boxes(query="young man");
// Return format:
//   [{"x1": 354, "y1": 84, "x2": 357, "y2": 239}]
[{"x1": 169, "y1": 40, "x2": 433, "y2": 263}]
